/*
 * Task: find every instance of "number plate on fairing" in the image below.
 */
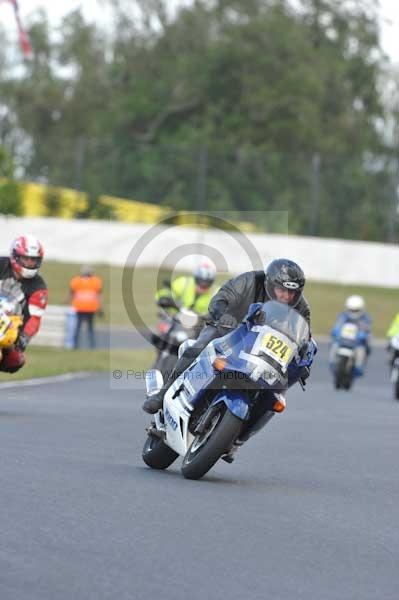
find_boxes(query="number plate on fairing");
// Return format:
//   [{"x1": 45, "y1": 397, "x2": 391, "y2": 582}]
[
  {"x1": 259, "y1": 332, "x2": 294, "y2": 367},
  {"x1": 340, "y1": 323, "x2": 358, "y2": 340}
]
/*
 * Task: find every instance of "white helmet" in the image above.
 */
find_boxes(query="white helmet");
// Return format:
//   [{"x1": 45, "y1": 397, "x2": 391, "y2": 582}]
[
  {"x1": 345, "y1": 295, "x2": 365, "y2": 317},
  {"x1": 193, "y1": 260, "x2": 216, "y2": 290}
]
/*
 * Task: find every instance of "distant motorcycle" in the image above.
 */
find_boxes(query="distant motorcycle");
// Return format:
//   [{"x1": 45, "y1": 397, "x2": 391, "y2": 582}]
[
  {"x1": 152, "y1": 306, "x2": 205, "y2": 380},
  {"x1": 142, "y1": 301, "x2": 316, "y2": 480},
  {"x1": 331, "y1": 322, "x2": 366, "y2": 390},
  {"x1": 388, "y1": 334, "x2": 399, "y2": 400}
]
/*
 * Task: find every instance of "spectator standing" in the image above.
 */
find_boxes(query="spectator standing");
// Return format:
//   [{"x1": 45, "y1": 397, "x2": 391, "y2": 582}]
[{"x1": 69, "y1": 265, "x2": 103, "y2": 349}]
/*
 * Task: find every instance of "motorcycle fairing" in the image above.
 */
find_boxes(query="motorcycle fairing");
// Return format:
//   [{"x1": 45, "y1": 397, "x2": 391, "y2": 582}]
[{"x1": 210, "y1": 389, "x2": 251, "y2": 421}]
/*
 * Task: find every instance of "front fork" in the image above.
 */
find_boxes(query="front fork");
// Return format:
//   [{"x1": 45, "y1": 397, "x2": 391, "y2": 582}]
[
  {"x1": 209, "y1": 388, "x2": 283, "y2": 442},
  {"x1": 239, "y1": 409, "x2": 275, "y2": 442}
]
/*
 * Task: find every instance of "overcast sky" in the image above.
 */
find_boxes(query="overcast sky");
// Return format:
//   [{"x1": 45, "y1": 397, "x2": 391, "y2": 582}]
[{"x1": 1, "y1": 0, "x2": 398, "y2": 64}]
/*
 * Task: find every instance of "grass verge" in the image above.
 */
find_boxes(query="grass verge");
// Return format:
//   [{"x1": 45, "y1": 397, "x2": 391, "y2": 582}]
[
  {"x1": 42, "y1": 262, "x2": 398, "y2": 338},
  {"x1": 0, "y1": 347, "x2": 153, "y2": 382}
]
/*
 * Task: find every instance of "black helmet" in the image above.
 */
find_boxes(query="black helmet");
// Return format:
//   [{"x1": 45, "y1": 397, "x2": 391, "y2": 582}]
[{"x1": 264, "y1": 258, "x2": 305, "y2": 308}]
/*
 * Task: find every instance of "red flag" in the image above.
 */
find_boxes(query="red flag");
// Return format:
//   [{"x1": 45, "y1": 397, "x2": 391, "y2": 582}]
[
  {"x1": 18, "y1": 25, "x2": 32, "y2": 57},
  {"x1": 2, "y1": 0, "x2": 32, "y2": 57}
]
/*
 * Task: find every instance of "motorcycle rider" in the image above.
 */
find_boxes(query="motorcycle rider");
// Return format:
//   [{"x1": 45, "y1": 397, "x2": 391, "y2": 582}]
[
  {"x1": 155, "y1": 260, "x2": 217, "y2": 314},
  {"x1": 152, "y1": 260, "x2": 217, "y2": 353},
  {"x1": 330, "y1": 295, "x2": 371, "y2": 375},
  {"x1": 0, "y1": 235, "x2": 48, "y2": 373},
  {"x1": 386, "y1": 312, "x2": 399, "y2": 365},
  {"x1": 143, "y1": 258, "x2": 312, "y2": 414},
  {"x1": 386, "y1": 312, "x2": 399, "y2": 342}
]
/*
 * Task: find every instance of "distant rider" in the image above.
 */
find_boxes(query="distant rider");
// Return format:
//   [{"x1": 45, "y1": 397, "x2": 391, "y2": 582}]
[
  {"x1": 0, "y1": 235, "x2": 48, "y2": 373},
  {"x1": 386, "y1": 312, "x2": 399, "y2": 342},
  {"x1": 143, "y1": 258, "x2": 314, "y2": 414},
  {"x1": 386, "y1": 312, "x2": 399, "y2": 364},
  {"x1": 152, "y1": 261, "x2": 217, "y2": 353},
  {"x1": 155, "y1": 261, "x2": 217, "y2": 315},
  {"x1": 330, "y1": 295, "x2": 371, "y2": 375}
]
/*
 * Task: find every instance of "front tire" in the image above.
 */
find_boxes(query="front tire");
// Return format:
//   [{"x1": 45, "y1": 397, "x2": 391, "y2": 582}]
[
  {"x1": 395, "y1": 378, "x2": 399, "y2": 401},
  {"x1": 142, "y1": 433, "x2": 178, "y2": 470},
  {"x1": 181, "y1": 406, "x2": 242, "y2": 480},
  {"x1": 335, "y1": 356, "x2": 352, "y2": 391}
]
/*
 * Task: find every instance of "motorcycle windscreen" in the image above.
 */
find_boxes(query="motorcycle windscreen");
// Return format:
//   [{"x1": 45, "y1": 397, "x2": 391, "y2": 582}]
[
  {"x1": 251, "y1": 301, "x2": 309, "y2": 344},
  {"x1": 0, "y1": 278, "x2": 25, "y2": 311},
  {"x1": 249, "y1": 301, "x2": 310, "y2": 372}
]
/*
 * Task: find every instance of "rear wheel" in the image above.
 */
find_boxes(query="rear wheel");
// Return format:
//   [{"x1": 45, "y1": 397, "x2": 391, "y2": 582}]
[
  {"x1": 181, "y1": 406, "x2": 242, "y2": 480},
  {"x1": 142, "y1": 432, "x2": 178, "y2": 470}
]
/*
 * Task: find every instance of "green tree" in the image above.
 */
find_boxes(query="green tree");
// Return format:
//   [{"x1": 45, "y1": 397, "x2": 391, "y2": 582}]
[
  {"x1": 0, "y1": 145, "x2": 23, "y2": 215},
  {"x1": 0, "y1": 0, "x2": 395, "y2": 240}
]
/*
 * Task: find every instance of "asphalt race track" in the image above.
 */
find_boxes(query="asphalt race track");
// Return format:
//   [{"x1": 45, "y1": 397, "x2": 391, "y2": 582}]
[{"x1": 1, "y1": 343, "x2": 398, "y2": 600}]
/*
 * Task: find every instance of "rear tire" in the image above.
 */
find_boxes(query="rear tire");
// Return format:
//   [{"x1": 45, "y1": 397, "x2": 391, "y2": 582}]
[
  {"x1": 181, "y1": 406, "x2": 242, "y2": 480},
  {"x1": 142, "y1": 433, "x2": 178, "y2": 470}
]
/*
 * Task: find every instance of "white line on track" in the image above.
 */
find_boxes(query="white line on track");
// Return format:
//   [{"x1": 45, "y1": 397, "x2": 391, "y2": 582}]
[{"x1": 0, "y1": 371, "x2": 93, "y2": 390}]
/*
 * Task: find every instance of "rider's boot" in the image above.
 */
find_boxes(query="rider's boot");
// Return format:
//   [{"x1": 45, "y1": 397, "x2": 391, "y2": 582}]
[
  {"x1": 142, "y1": 389, "x2": 165, "y2": 414},
  {"x1": 142, "y1": 351, "x2": 196, "y2": 414}
]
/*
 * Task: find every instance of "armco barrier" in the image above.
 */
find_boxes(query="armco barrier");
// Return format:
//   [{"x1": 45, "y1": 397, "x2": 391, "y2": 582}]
[
  {"x1": 31, "y1": 305, "x2": 67, "y2": 348},
  {"x1": 20, "y1": 182, "x2": 88, "y2": 218},
  {"x1": 99, "y1": 194, "x2": 169, "y2": 223}
]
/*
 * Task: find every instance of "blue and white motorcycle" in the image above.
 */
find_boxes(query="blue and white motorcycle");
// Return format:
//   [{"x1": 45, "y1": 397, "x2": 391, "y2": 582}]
[
  {"x1": 142, "y1": 301, "x2": 316, "y2": 480},
  {"x1": 330, "y1": 322, "x2": 368, "y2": 390}
]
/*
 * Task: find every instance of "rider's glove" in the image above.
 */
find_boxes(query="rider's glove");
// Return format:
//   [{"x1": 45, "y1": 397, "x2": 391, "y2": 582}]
[
  {"x1": 298, "y1": 341, "x2": 309, "y2": 360},
  {"x1": 157, "y1": 296, "x2": 179, "y2": 310},
  {"x1": 218, "y1": 313, "x2": 237, "y2": 329},
  {"x1": 15, "y1": 331, "x2": 30, "y2": 352}
]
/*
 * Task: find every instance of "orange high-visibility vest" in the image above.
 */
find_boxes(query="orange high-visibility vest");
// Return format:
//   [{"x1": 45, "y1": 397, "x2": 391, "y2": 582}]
[{"x1": 70, "y1": 275, "x2": 102, "y2": 313}]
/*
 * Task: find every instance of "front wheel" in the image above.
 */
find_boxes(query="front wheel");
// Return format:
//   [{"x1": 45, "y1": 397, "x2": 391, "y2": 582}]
[
  {"x1": 181, "y1": 406, "x2": 242, "y2": 480},
  {"x1": 394, "y1": 378, "x2": 399, "y2": 401},
  {"x1": 335, "y1": 356, "x2": 352, "y2": 391},
  {"x1": 142, "y1": 432, "x2": 178, "y2": 470}
]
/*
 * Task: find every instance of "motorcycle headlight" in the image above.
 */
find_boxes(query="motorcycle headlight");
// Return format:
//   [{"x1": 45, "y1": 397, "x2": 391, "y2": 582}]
[
  {"x1": 174, "y1": 331, "x2": 188, "y2": 343},
  {"x1": 179, "y1": 309, "x2": 199, "y2": 329}
]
